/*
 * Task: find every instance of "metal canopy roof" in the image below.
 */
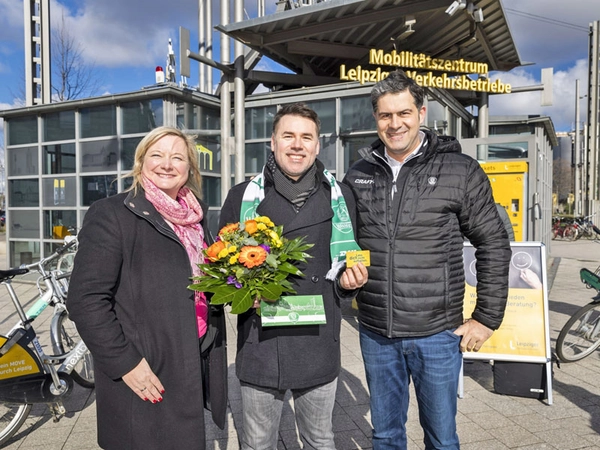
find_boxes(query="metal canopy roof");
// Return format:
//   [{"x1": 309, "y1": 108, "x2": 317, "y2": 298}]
[{"x1": 217, "y1": 0, "x2": 522, "y2": 92}]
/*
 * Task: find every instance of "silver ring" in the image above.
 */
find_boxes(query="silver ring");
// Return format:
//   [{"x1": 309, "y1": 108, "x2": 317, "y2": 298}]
[{"x1": 140, "y1": 387, "x2": 147, "y2": 391}]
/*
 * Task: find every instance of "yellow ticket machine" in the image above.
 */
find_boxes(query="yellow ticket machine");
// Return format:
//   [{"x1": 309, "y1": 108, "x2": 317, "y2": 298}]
[{"x1": 480, "y1": 161, "x2": 528, "y2": 241}]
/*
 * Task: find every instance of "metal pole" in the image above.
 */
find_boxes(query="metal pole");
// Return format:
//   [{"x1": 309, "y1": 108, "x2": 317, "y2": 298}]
[
  {"x1": 220, "y1": 0, "x2": 231, "y2": 201},
  {"x1": 198, "y1": 0, "x2": 205, "y2": 93},
  {"x1": 206, "y1": 0, "x2": 213, "y2": 93},
  {"x1": 575, "y1": 79, "x2": 581, "y2": 217},
  {"x1": 234, "y1": 0, "x2": 245, "y2": 184},
  {"x1": 587, "y1": 21, "x2": 599, "y2": 216}
]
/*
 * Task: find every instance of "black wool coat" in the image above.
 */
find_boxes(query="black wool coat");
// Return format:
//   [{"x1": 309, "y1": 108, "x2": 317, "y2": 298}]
[
  {"x1": 219, "y1": 162, "x2": 357, "y2": 390},
  {"x1": 67, "y1": 191, "x2": 227, "y2": 450}
]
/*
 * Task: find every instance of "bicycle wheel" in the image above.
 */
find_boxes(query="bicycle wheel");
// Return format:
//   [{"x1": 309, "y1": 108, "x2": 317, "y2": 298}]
[
  {"x1": 0, "y1": 403, "x2": 32, "y2": 446},
  {"x1": 54, "y1": 310, "x2": 95, "y2": 388},
  {"x1": 556, "y1": 302, "x2": 600, "y2": 362}
]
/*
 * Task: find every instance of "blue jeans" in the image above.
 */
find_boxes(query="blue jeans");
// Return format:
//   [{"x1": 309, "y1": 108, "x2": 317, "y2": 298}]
[
  {"x1": 240, "y1": 378, "x2": 338, "y2": 450},
  {"x1": 360, "y1": 325, "x2": 462, "y2": 450}
]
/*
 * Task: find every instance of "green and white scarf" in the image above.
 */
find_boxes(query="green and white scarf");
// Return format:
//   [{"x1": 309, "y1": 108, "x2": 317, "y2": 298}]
[{"x1": 240, "y1": 166, "x2": 361, "y2": 280}]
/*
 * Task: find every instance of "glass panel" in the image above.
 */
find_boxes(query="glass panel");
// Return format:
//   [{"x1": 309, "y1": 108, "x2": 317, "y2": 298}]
[
  {"x1": 80, "y1": 105, "x2": 117, "y2": 138},
  {"x1": 43, "y1": 210, "x2": 78, "y2": 239},
  {"x1": 8, "y1": 116, "x2": 38, "y2": 145},
  {"x1": 43, "y1": 143, "x2": 76, "y2": 174},
  {"x1": 319, "y1": 135, "x2": 336, "y2": 170},
  {"x1": 305, "y1": 99, "x2": 335, "y2": 134},
  {"x1": 487, "y1": 142, "x2": 529, "y2": 159},
  {"x1": 10, "y1": 210, "x2": 39, "y2": 239},
  {"x1": 81, "y1": 175, "x2": 118, "y2": 206},
  {"x1": 427, "y1": 100, "x2": 446, "y2": 134},
  {"x1": 343, "y1": 135, "x2": 377, "y2": 172},
  {"x1": 9, "y1": 179, "x2": 39, "y2": 207},
  {"x1": 203, "y1": 106, "x2": 220, "y2": 130},
  {"x1": 122, "y1": 177, "x2": 133, "y2": 191},
  {"x1": 80, "y1": 139, "x2": 119, "y2": 172},
  {"x1": 448, "y1": 112, "x2": 458, "y2": 138},
  {"x1": 10, "y1": 241, "x2": 40, "y2": 267},
  {"x1": 122, "y1": 99, "x2": 163, "y2": 134},
  {"x1": 122, "y1": 137, "x2": 143, "y2": 171},
  {"x1": 340, "y1": 96, "x2": 375, "y2": 132},
  {"x1": 7, "y1": 146, "x2": 38, "y2": 176},
  {"x1": 43, "y1": 111, "x2": 75, "y2": 141},
  {"x1": 196, "y1": 138, "x2": 221, "y2": 174},
  {"x1": 245, "y1": 106, "x2": 276, "y2": 139},
  {"x1": 42, "y1": 177, "x2": 76, "y2": 207},
  {"x1": 206, "y1": 208, "x2": 220, "y2": 237},
  {"x1": 245, "y1": 142, "x2": 268, "y2": 174},
  {"x1": 202, "y1": 176, "x2": 221, "y2": 208}
]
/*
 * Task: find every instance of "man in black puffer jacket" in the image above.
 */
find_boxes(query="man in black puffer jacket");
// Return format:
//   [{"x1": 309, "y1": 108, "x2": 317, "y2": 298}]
[{"x1": 343, "y1": 70, "x2": 511, "y2": 450}]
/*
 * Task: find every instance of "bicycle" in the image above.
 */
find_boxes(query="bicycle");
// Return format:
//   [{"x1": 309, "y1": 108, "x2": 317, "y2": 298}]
[
  {"x1": 555, "y1": 261, "x2": 600, "y2": 363},
  {"x1": 574, "y1": 215, "x2": 600, "y2": 240},
  {"x1": 0, "y1": 239, "x2": 94, "y2": 446},
  {"x1": 551, "y1": 217, "x2": 578, "y2": 241}
]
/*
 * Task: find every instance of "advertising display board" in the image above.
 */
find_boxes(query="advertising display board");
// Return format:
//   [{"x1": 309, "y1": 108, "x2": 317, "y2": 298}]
[{"x1": 460, "y1": 242, "x2": 553, "y2": 403}]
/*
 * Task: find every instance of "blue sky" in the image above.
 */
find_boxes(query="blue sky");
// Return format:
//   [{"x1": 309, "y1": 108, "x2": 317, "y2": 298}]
[{"x1": 0, "y1": 0, "x2": 595, "y2": 136}]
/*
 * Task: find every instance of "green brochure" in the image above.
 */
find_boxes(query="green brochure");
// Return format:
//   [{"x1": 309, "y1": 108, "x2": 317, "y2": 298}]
[{"x1": 260, "y1": 295, "x2": 326, "y2": 327}]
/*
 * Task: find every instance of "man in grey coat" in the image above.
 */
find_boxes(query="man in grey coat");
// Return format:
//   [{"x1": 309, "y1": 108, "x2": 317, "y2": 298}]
[{"x1": 219, "y1": 103, "x2": 368, "y2": 450}]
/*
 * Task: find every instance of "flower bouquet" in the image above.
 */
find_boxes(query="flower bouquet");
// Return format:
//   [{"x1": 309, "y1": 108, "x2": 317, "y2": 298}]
[{"x1": 189, "y1": 216, "x2": 313, "y2": 314}]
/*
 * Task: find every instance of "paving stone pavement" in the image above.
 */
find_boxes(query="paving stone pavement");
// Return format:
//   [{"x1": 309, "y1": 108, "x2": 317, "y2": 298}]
[{"x1": 1, "y1": 237, "x2": 600, "y2": 449}]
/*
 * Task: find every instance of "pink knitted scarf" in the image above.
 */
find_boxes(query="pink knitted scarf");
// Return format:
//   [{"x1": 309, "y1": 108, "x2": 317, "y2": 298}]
[{"x1": 142, "y1": 176, "x2": 208, "y2": 337}]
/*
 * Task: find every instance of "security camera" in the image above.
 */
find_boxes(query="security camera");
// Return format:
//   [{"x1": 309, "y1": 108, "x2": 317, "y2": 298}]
[
  {"x1": 445, "y1": 0, "x2": 466, "y2": 16},
  {"x1": 404, "y1": 15, "x2": 416, "y2": 27},
  {"x1": 473, "y1": 7, "x2": 484, "y2": 23}
]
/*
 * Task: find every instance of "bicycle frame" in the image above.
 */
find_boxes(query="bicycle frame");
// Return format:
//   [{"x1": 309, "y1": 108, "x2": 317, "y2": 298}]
[{"x1": 0, "y1": 239, "x2": 87, "y2": 419}]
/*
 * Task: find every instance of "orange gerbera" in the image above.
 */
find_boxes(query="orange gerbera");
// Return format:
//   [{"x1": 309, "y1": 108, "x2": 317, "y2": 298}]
[
  {"x1": 219, "y1": 222, "x2": 239, "y2": 236},
  {"x1": 238, "y1": 245, "x2": 268, "y2": 268},
  {"x1": 206, "y1": 240, "x2": 226, "y2": 261},
  {"x1": 244, "y1": 219, "x2": 258, "y2": 235}
]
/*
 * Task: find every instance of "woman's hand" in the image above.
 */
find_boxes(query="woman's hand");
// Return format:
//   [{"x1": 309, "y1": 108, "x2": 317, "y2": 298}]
[{"x1": 122, "y1": 358, "x2": 165, "y2": 403}]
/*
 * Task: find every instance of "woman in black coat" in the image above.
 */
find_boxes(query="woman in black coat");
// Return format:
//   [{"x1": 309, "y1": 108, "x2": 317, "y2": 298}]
[{"x1": 67, "y1": 126, "x2": 227, "y2": 450}]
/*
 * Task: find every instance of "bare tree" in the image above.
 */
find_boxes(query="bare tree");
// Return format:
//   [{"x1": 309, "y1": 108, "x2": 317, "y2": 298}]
[{"x1": 52, "y1": 14, "x2": 101, "y2": 101}]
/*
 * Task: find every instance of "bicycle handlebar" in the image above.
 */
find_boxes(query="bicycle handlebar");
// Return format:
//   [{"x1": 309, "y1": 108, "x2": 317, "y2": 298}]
[{"x1": 19, "y1": 238, "x2": 77, "y2": 273}]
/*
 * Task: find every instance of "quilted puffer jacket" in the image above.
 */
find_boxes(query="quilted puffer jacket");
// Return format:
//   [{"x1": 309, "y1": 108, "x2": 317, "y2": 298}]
[{"x1": 342, "y1": 129, "x2": 511, "y2": 338}]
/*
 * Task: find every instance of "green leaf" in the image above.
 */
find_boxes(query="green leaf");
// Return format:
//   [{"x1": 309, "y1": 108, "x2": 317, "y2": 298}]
[
  {"x1": 279, "y1": 261, "x2": 303, "y2": 276},
  {"x1": 230, "y1": 289, "x2": 254, "y2": 314},
  {"x1": 209, "y1": 286, "x2": 244, "y2": 305},
  {"x1": 261, "y1": 283, "x2": 284, "y2": 301}
]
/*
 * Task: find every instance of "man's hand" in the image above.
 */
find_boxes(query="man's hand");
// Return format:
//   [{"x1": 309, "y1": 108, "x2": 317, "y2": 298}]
[
  {"x1": 454, "y1": 319, "x2": 493, "y2": 353},
  {"x1": 339, "y1": 262, "x2": 368, "y2": 290}
]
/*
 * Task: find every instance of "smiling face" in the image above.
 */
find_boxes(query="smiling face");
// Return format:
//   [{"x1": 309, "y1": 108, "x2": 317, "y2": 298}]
[
  {"x1": 271, "y1": 114, "x2": 320, "y2": 180},
  {"x1": 374, "y1": 90, "x2": 426, "y2": 163},
  {"x1": 141, "y1": 134, "x2": 190, "y2": 199}
]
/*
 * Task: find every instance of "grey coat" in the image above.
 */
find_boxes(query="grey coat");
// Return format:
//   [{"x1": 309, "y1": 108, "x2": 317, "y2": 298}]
[
  {"x1": 219, "y1": 161, "x2": 357, "y2": 390},
  {"x1": 67, "y1": 191, "x2": 227, "y2": 450}
]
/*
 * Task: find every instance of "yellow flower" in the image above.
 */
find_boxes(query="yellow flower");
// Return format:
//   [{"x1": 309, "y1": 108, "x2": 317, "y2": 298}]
[
  {"x1": 227, "y1": 245, "x2": 238, "y2": 254},
  {"x1": 268, "y1": 230, "x2": 283, "y2": 248},
  {"x1": 257, "y1": 223, "x2": 267, "y2": 231},
  {"x1": 256, "y1": 216, "x2": 274, "y2": 227},
  {"x1": 229, "y1": 254, "x2": 239, "y2": 264}
]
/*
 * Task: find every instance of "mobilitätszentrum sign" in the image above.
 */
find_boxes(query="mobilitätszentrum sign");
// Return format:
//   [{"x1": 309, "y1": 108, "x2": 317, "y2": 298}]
[{"x1": 340, "y1": 49, "x2": 512, "y2": 93}]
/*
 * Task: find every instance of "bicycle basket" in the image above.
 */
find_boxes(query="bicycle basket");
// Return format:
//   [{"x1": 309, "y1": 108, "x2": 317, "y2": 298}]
[{"x1": 580, "y1": 268, "x2": 600, "y2": 291}]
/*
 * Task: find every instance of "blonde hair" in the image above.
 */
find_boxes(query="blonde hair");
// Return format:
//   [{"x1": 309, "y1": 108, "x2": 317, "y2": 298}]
[{"x1": 124, "y1": 126, "x2": 202, "y2": 198}]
